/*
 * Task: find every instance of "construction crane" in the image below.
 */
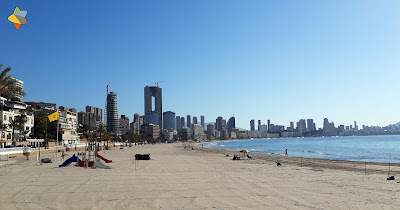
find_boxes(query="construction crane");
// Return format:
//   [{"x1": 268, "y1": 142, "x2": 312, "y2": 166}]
[{"x1": 106, "y1": 82, "x2": 110, "y2": 94}]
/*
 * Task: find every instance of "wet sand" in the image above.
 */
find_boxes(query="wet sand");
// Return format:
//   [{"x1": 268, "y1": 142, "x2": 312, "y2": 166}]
[{"x1": 0, "y1": 143, "x2": 399, "y2": 209}]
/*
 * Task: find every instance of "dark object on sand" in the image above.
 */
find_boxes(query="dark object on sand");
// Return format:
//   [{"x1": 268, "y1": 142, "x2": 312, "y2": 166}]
[
  {"x1": 247, "y1": 154, "x2": 252, "y2": 158},
  {"x1": 192, "y1": 148, "x2": 194, "y2": 150},
  {"x1": 277, "y1": 162, "x2": 282, "y2": 166},
  {"x1": 233, "y1": 155, "x2": 241, "y2": 160},
  {"x1": 225, "y1": 154, "x2": 229, "y2": 157},
  {"x1": 41, "y1": 158, "x2": 52, "y2": 163},
  {"x1": 135, "y1": 154, "x2": 150, "y2": 160},
  {"x1": 120, "y1": 148, "x2": 123, "y2": 149},
  {"x1": 387, "y1": 176, "x2": 395, "y2": 180}
]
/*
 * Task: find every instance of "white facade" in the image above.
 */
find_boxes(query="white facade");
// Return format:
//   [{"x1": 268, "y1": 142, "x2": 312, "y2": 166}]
[
  {"x1": 190, "y1": 124, "x2": 206, "y2": 141},
  {"x1": 59, "y1": 109, "x2": 79, "y2": 145},
  {"x1": 0, "y1": 108, "x2": 34, "y2": 145}
]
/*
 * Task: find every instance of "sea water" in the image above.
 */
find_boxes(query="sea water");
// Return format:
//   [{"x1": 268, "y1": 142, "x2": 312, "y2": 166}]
[{"x1": 203, "y1": 135, "x2": 400, "y2": 163}]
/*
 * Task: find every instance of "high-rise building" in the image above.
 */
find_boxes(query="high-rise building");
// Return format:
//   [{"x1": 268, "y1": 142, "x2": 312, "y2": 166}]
[
  {"x1": 323, "y1": 118, "x2": 337, "y2": 136},
  {"x1": 176, "y1": 116, "x2": 181, "y2": 131},
  {"x1": 227, "y1": 116, "x2": 236, "y2": 132},
  {"x1": 86, "y1": 106, "x2": 103, "y2": 122},
  {"x1": 193, "y1": 116, "x2": 198, "y2": 124},
  {"x1": 267, "y1": 120, "x2": 271, "y2": 132},
  {"x1": 145, "y1": 111, "x2": 160, "y2": 125},
  {"x1": 258, "y1": 120, "x2": 261, "y2": 131},
  {"x1": 207, "y1": 124, "x2": 215, "y2": 136},
  {"x1": 187, "y1": 115, "x2": 191, "y2": 127},
  {"x1": 78, "y1": 106, "x2": 103, "y2": 129},
  {"x1": 163, "y1": 111, "x2": 176, "y2": 131},
  {"x1": 215, "y1": 117, "x2": 224, "y2": 131},
  {"x1": 354, "y1": 121, "x2": 358, "y2": 131},
  {"x1": 10, "y1": 77, "x2": 24, "y2": 102},
  {"x1": 106, "y1": 92, "x2": 119, "y2": 134},
  {"x1": 250, "y1": 119, "x2": 255, "y2": 131},
  {"x1": 297, "y1": 119, "x2": 307, "y2": 135},
  {"x1": 200, "y1": 115, "x2": 205, "y2": 128},
  {"x1": 119, "y1": 115, "x2": 130, "y2": 135},
  {"x1": 180, "y1": 117, "x2": 185, "y2": 130},
  {"x1": 131, "y1": 113, "x2": 143, "y2": 135},
  {"x1": 191, "y1": 124, "x2": 205, "y2": 140},
  {"x1": 307, "y1": 119, "x2": 316, "y2": 132},
  {"x1": 144, "y1": 86, "x2": 162, "y2": 128}
]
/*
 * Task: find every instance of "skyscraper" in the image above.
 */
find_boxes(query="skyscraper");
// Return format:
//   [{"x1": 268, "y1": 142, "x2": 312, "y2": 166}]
[
  {"x1": 176, "y1": 116, "x2": 181, "y2": 131},
  {"x1": 267, "y1": 120, "x2": 271, "y2": 132},
  {"x1": 227, "y1": 116, "x2": 236, "y2": 132},
  {"x1": 215, "y1": 117, "x2": 223, "y2": 131},
  {"x1": 163, "y1": 111, "x2": 176, "y2": 131},
  {"x1": 297, "y1": 119, "x2": 307, "y2": 135},
  {"x1": 86, "y1": 106, "x2": 103, "y2": 122},
  {"x1": 200, "y1": 115, "x2": 205, "y2": 128},
  {"x1": 207, "y1": 124, "x2": 215, "y2": 136},
  {"x1": 354, "y1": 121, "x2": 358, "y2": 131},
  {"x1": 323, "y1": 118, "x2": 337, "y2": 136},
  {"x1": 258, "y1": 120, "x2": 261, "y2": 131},
  {"x1": 106, "y1": 92, "x2": 119, "y2": 134},
  {"x1": 180, "y1": 117, "x2": 185, "y2": 129},
  {"x1": 193, "y1": 116, "x2": 198, "y2": 124},
  {"x1": 132, "y1": 113, "x2": 143, "y2": 135},
  {"x1": 307, "y1": 119, "x2": 316, "y2": 132},
  {"x1": 250, "y1": 119, "x2": 255, "y2": 131},
  {"x1": 144, "y1": 86, "x2": 162, "y2": 128},
  {"x1": 187, "y1": 115, "x2": 191, "y2": 127}
]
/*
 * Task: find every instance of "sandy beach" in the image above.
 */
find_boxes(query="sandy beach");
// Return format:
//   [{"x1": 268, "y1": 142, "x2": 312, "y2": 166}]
[{"x1": 0, "y1": 143, "x2": 399, "y2": 209}]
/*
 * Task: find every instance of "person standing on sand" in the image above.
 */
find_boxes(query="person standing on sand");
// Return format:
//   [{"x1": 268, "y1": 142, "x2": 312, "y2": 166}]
[{"x1": 285, "y1": 149, "x2": 288, "y2": 156}]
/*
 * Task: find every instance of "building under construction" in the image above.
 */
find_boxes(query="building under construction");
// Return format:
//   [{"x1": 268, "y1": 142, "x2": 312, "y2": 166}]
[{"x1": 106, "y1": 91, "x2": 119, "y2": 134}]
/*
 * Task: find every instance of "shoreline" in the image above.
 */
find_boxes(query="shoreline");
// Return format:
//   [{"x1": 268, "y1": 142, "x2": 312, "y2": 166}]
[
  {"x1": 197, "y1": 135, "x2": 400, "y2": 165},
  {"x1": 189, "y1": 143, "x2": 400, "y2": 175}
]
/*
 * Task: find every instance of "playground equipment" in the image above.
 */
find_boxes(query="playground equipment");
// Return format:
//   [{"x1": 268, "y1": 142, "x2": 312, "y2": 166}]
[
  {"x1": 97, "y1": 153, "x2": 112, "y2": 163},
  {"x1": 80, "y1": 143, "x2": 111, "y2": 169},
  {"x1": 59, "y1": 154, "x2": 80, "y2": 167},
  {"x1": 58, "y1": 143, "x2": 112, "y2": 169}
]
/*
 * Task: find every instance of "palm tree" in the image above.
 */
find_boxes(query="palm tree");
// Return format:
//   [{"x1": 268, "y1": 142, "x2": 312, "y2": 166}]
[
  {"x1": 0, "y1": 64, "x2": 25, "y2": 99},
  {"x1": 0, "y1": 120, "x2": 7, "y2": 148},
  {"x1": 97, "y1": 123, "x2": 105, "y2": 139},
  {"x1": 9, "y1": 119, "x2": 19, "y2": 146},
  {"x1": 16, "y1": 114, "x2": 27, "y2": 142}
]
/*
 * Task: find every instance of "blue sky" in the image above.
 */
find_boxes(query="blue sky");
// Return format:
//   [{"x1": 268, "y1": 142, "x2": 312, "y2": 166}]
[{"x1": 1, "y1": 0, "x2": 399, "y2": 129}]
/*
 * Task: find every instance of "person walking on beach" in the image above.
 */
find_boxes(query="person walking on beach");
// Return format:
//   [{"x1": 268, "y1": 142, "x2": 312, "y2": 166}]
[
  {"x1": 285, "y1": 149, "x2": 288, "y2": 156},
  {"x1": 61, "y1": 151, "x2": 65, "y2": 160}
]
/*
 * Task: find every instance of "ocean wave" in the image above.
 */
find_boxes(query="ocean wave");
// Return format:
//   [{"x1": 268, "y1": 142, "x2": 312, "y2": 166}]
[{"x1": 304, "y1": 150, "x2": 325, "y2": 155}]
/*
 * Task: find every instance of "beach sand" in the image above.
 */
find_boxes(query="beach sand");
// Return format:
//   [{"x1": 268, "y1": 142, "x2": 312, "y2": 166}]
[{"x1": 0, "y1": 143, "x2": 399, "y2": 209}]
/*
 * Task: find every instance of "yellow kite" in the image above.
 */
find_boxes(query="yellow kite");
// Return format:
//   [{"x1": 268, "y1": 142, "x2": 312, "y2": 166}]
[{"x1": 48, "y1": 111, "x2": 59, "y2": 122}]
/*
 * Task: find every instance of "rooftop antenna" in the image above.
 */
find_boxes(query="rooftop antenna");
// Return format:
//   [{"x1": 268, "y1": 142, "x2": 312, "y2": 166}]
[{"x1": 155, "y1": 81, "x2": 166, "y2": 87}]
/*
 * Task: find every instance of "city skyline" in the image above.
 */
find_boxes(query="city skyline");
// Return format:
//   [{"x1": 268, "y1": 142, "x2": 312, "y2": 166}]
[{"x1": 1, "y1": 1, "x2": 400, "y2": 129}]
